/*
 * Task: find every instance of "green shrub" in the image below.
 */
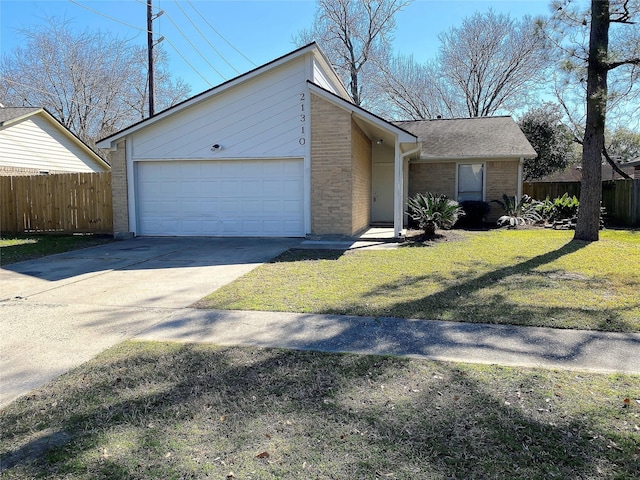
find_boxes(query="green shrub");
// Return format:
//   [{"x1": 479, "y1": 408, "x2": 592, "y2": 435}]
[
  {"x1": 536, "y1": 193, "x2": 580, "y2": 222},
  {"x1": 491, "y1": 194, "x2": 542, "y2": 228},
  {"x1": 458, "y1": 200, "x2": 491, "y2": 227},
  {"x1": 406, "y1": 192, "x2": 465, "y2": 237}
]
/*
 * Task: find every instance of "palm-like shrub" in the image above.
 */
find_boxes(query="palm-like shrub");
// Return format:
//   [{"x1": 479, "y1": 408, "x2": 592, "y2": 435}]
[
  {"x1": 536, "y1": 193, "x2": 580, "y2": 223},
  {"x1": 491, "y1": 194, "x2": 542, "y2": 228},
  {"x1": 406, "y1": 192, "x2": 465, "y2": 238}
]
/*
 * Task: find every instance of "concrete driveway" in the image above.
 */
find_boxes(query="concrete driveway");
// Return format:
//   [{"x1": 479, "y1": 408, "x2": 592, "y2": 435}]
[{"x1": 0, "y1": 237, "x2": 300, "y2": 407}]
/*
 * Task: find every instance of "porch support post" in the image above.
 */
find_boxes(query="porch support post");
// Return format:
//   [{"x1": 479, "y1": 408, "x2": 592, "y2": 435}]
[
  {"x1": 517, "y1": 156, "x2": 524, "y2": 199},
  {"x1": 393, "y1": 136, "x2": 402, "y2": 238}
]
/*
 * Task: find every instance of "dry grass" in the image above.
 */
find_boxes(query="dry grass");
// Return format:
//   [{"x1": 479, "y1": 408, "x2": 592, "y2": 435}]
[{"x1": 1, "y1": 342, "x2": 639, "y2": 479}]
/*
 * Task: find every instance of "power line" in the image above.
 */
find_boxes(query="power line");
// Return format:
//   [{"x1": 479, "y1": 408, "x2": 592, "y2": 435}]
[
  {"x1": 162, "y1": 36, "x2": 214, "y2": 87},
  {"x1": 185, "y1": 0, "x2": 256, "y2": 67},
  {"x1": 68, "y1": 0, "x2": 147, "y2": 33},
  {"x1": 67, "y1": 0, "x2": 213, "y2": 87},
  {"x1": 159, "y1": 7, "x2": 226, "y2": 81},
  {"x1": 171, "y1": 0, "x2": 241, "y2": 74}
]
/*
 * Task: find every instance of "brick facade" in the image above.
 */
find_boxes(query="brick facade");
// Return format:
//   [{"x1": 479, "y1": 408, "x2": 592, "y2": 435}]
[
  {"x1": 485, "y1": 160, "x2": 519, "y2": 221},
  {"x1": 351, "y1": 120, "x2": 372, "y2": 234},
  {"x1": 408, "y1": 159, "x2": 521, "y2": 222},
  {"x1": 408, "y1": 162, "x2": 456, "y2": 199},
  {"x1": 0, "y1": 166, "x2": 65, "y2": 176},
  {"x1": 108, "y1": 140, "x2": 130, "y2": 237},
  {"x1": 310, "y1": 93, "x2": 355, "y2": 235}
]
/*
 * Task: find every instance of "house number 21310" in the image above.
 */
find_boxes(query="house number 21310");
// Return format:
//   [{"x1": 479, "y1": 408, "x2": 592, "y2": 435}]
[{"x1": 299, "y1": 93, "x2": 306, "y2": 145}]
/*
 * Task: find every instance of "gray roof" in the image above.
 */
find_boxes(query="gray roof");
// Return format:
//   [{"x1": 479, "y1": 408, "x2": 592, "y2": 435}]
[
  {"x1": 396, "y1": 116, "x2": 537, "y2": 159},
  {"x1": 0, "y1": 107, "x2": 42, "y2": 125}
]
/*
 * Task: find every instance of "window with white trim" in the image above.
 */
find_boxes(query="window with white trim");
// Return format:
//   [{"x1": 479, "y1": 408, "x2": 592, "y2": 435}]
[{"x1": 457, "y1": 163, "x2": 484, "y2": 202}]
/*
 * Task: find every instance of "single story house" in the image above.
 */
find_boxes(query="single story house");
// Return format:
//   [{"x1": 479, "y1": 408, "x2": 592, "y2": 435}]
[
  {"x1": 97, "y1": 43, "x2": 535, "y2": 239},
  {"x1": 399, "y1": 117, "x2": 536, "y2": 222},
  {"x1": 0, "y1": 107, "x2": 109, "y2": 175}
]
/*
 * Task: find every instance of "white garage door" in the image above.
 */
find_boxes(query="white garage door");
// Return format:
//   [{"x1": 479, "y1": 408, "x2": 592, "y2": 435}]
[{"x1": 136, "y1": 159, "x2": 304, "y2": 236}]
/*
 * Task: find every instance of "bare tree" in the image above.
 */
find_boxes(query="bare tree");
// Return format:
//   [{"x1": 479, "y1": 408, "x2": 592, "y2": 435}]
[
  {"x1": 375, "y1": 54, "x2": 466, "y2": 120},
  {"x1": 0, "y1": 18, "x2": 190, "y2": 147},
  {"x1": 438, "y1": 10, "x2": 549, "y2": 117},
  {"x1": 296, "y1": 0, "x2": 412, "y2": 106},
  {"x1": 128, "y1": 46, "x2": 192, "y2": 122}
]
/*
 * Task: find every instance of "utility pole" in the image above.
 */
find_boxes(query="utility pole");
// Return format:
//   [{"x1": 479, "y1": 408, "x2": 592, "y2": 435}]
[{"x1": 147, "y1": 0, "x2": 155, "y2": 117}]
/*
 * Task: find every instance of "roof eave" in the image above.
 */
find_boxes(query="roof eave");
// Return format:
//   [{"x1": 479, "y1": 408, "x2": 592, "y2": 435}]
[
  {"x1": 307, "y1": 82, "x2": 418, "y2": 144},
  {"x1": 417, "y1": 152, "x2": 537, "y2": 161},
  {"x1": 0, "y1": 108, "x2": 44, "y2": 128}
]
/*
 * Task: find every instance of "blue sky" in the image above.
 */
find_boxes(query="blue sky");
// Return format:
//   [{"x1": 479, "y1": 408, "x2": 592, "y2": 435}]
[{"x1": 1, "y1": 0, "x2": 554, "y2": 96}]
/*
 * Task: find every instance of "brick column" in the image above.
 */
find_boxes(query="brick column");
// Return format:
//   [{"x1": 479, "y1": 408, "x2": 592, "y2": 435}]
[
  {"x1": 310, "y1": 93, "x2": 353, "y2": 235},
  {"x1": 108, "y1": 140, "x2": 132, "y2": 238}
]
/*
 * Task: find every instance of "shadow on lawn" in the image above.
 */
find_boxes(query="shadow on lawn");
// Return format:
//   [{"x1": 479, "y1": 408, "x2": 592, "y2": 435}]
[
  {"x1": 338, "y1": 239, "x2": 637, "y2": 333},
  {"x1": 1, "y1": 344, "x2": 637, "y2": 479}
]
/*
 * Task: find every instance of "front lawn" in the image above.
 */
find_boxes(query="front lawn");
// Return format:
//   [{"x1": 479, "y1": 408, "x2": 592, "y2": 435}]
[
  {"x1": 198, "y1": 229, "x2": 640, "y2": 332},
  {"x1": 0, "y1": 234, "x2": 113, "y2": 265},
  {"x1": 1, "y1": 342, "x2": 638, "y2": 479}
]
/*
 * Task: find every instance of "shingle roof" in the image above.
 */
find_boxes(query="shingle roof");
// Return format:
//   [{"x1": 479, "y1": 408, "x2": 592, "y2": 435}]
[
  {"x1": 0, "y1": 107, "x2": 42, "y2": 125},
  {"x1": 396, "y1": 116, "x2": 537, "y2": 159}
]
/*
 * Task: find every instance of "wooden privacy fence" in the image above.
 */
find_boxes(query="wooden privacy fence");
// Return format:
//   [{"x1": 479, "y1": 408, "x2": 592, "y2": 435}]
[
  {"x1": 0, "y1": 172, "x2": 113, "y2": 234},
  {"x1": 524, "y1": 179, "x2": 640, "y2": 227}
]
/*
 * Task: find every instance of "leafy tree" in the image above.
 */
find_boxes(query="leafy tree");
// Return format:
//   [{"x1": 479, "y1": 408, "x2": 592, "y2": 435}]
[
  {"x1": 295, "y1": 0, "x2": 411, "y2": 106},
  {"x1": 547, "y1": 0, "x2": 640, "y2": 241},
  {"x1": 519, "y1": 103, "x2": 579, "y2": 180},
  {"x1": 437, "y1": 10, "x2": 549, "y2": 117},
  {"x1": 608, "y1": 127, "x2": 640, "y2": 160},
  {"x1": 548, "y1": 0, "x2": 640, "y2": 134},
  {"x1": 0, "y1": 17, "x2": 190, "y2": 148}
]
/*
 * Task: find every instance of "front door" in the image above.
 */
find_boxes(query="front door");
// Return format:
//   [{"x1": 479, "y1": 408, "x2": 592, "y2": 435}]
[{"x1": 371, "y1": 162, "x2": 394, "y2": 223}]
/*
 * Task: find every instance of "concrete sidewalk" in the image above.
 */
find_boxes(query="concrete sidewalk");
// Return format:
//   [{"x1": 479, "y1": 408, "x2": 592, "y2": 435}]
[{"x1": 135, "y1": 309, "x2": 640, "y2": 375}]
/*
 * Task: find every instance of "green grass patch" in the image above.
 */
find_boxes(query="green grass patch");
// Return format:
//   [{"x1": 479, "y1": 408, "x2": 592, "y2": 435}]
[
  {"x1": 0, "y1": 234, "x2": 113, "y2": 265},
  {"x1": 198, "y1": 229, "x2": 640, "y2": 332},
  {"x1": 1, "y1": 342, "x2": 638, "y2": 479}
]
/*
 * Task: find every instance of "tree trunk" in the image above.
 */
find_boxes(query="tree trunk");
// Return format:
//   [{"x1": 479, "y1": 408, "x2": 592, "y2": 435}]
[
  {"x1": 574, "y1": 0, "x2": 609, "y2": 242},
  {"x1": 350, "y1": 66, "x2": 360, "y2": 105}
]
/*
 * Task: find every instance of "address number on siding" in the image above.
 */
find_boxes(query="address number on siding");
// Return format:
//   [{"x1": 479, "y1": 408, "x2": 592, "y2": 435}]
[{"x1": 299, "y1": 92, "x2": 306, "y2": 146}]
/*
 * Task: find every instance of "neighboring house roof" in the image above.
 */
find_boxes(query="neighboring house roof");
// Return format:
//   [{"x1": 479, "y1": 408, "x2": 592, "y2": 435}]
[
  {"x1": 97, "y1": 42, "x2": 350, "y2": 149},
  {"x1": 624, "y1": 157, "x2": 640, "y2": 168},
  {"x1": 532, "y1": 161, "x2": 638, "y2": 182},
  {"x1": 0, "y1": 106, "x2": 110, "y2": 170},
  {"x1": 0, "y1": 107, "x2": 42, "y2": 125},
  {"x1": 397, "y1": 116, "x2": 537, "y2": 160}
]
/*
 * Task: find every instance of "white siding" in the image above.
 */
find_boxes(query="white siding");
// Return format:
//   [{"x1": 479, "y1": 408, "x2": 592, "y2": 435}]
[
  {"x1": 132, "y1": 59, "x2": 309, "y2": 160},
  {"x1": 312, "y1": 58, "x2": 344, "y2": 96},
  {"x1": 0, "y1": 115, "x2": 106, "y2": 172}
]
